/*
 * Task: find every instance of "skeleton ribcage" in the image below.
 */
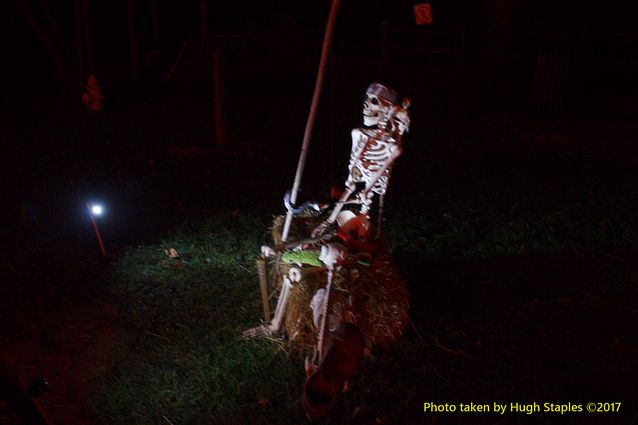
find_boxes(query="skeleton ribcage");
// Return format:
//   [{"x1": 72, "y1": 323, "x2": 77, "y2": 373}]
[{"x1": 348, "y1": 137, "x2": 394, "y2": 195}]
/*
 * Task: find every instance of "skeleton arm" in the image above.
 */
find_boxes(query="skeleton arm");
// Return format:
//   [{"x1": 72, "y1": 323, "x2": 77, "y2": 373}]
[{"x1": 312, "y1": 142, "x2": 401, "y2": 237}]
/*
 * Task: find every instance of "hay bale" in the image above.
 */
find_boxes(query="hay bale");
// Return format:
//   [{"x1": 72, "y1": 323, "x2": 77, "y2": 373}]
[
  {"x1": 283, "y1": 256, "x2": 409, "y2": 351},
  {"x1": 270, "y1": 214, "x2": 322, "y2": 246},
  {"x1": 267, "y1": 216, "x2": 409, "y2": 351},
  {"x1": 349, "y1": 256, "x2": 409, "y2": 347}
]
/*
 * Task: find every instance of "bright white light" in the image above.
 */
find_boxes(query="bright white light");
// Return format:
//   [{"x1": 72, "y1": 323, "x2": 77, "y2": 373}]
[{"x1": 90, "y1": 205, "x2": 103, "y2": 216}]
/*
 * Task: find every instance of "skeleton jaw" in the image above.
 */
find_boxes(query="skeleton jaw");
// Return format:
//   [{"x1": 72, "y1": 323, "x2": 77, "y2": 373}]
[{"x1": 363, "y1": 112, "x2": 381, "y2": 127}]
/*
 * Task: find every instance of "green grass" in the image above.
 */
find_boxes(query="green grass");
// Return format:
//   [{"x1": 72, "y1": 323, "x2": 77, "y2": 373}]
[
  {"x1": 95, "y1": 212, "x2": 308, "y2": 424},
  {"x1": 94, "y1": 179, "x2": 638, "y2": 424},
  {"x1": 388, "y1": 186, "x2": 638, "y2": 258}
]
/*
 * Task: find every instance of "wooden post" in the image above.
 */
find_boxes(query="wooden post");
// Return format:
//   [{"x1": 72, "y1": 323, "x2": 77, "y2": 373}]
[
  {"x1": 150, "y1": 0, "x2": 159, "y2": 42},
  {"x1": 532, "y1": 49, "x2": 569, "y2": 110},
  {"x1": 82, "y1": 0, "x2": 94, "y2": 73},
  {"x1": 87, "y1": 203, "x2": 107, "y2": 257},
  {"x1": 200, "y1": 0, "x2": 209, "y2": 36},
  {"x1": 213, "y1": 47, "x2": 226, "y2": 146},
  {"x1": 489, "y1": 0, "x2": 518, "y2": 69},
  {"x1": 459, "y1": 21, "x2": 466, "y2": 74},
  {"x1": 127, "y1": 0, "x2": 139, "y2": 80},
  {"x1": 256, "y1": 257, "x2": 270, "y2": 322},
  {"x1": 74, "y1": 0, "x2": 85, "y2": 83}
]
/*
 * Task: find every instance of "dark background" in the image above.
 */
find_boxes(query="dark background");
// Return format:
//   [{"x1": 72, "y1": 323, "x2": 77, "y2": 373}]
[
  {"x1": 2, "y1": 0, "x2": 637, "y2": 246},
  {"x1": 1, "y1": 0, "x2": 637, "y2": 423}
]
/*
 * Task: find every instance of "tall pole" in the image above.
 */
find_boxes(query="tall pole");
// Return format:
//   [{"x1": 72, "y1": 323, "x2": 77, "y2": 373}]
[
  {"x1": 281, "y1": 0, "x2": 341, "y2": 241},
  {"x1": 90, "y1": 215, "x2": 107, "y2": 257},
  {"x1": 87, "y1": 203, "x2": 107, "y2": 257}
]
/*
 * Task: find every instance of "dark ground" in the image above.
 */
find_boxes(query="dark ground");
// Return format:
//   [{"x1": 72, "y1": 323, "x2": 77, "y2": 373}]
[{"x1": 1, "y1": 50, "x2": 637, "y2": 424}]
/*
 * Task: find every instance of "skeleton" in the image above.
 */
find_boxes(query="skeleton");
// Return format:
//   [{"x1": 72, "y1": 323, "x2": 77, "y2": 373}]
[
  {"x1": 348, "y1": 83, "x2": 410, "y2": 212},
  {"x1": 346, "y1": 128, "x2": 399, "y2": 214},
  {"x1": 313, "y1": 83, "x2": 410, "y2": 237},
  {"x1": 243, "y1": 83, "x2": 410, "y2": 338}
]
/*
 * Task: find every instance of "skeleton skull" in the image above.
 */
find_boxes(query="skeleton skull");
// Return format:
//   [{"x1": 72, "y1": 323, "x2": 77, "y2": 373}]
[
  {"x1": 362, "y1": 83, "x2": 399, "y2": 127},
  {"x1": 363, "y1": 93, "x2": 391, "y2": 127}
]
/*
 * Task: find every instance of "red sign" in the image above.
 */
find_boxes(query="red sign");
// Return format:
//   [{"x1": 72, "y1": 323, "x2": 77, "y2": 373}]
[{"x1": 414, "y1": 3, "x2": 433, "y2": 25}]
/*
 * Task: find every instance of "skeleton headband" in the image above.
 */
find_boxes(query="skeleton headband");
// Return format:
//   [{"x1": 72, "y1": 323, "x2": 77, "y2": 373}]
[{"x1": 366, "y1": 83, "x2": 399, "y2": 105}]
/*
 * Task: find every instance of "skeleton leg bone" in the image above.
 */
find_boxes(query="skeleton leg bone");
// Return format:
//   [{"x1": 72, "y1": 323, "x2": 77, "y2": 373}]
[
  {"x1": 241, "y1": 274, "x2": 293, "y2": 339},
  {"x1": 269, "y1": 276, "x2": 293, "y2": 333}
]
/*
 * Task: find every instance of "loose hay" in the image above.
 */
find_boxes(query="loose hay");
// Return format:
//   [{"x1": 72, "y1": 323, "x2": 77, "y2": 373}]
[
  {"x1": 269, "y1": 216, "x2": 409, "y2": 351},
  {"x1": 270, "y1": 214, "x2": 321, "y2": 246},
  {"x1": 284, "y1": 256, "x2": 409, "y2": 350}
]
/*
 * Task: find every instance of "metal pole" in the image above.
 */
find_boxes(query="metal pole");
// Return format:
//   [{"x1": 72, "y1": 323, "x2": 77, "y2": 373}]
[
  {"x1": 281, "y1": 0, "x2": 341, "y2": 241},
  {"x1": 87, "y1": 203, "x2": 107, "y2": 257},
  {"x1": 90, "y1": 216, "x2": 107, "y2": 256}
]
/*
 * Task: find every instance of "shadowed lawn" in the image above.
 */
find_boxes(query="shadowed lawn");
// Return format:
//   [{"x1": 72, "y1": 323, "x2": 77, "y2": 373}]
[{"x1": 94, "y1": 155, "x2": 638, "y2": 424}]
